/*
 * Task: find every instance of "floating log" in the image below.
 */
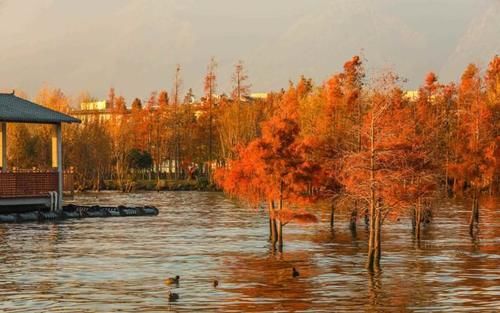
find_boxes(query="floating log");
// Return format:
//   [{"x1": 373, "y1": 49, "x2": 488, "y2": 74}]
[{"x1": 0, "y1": 204, "x2": 159, "y2": 223}]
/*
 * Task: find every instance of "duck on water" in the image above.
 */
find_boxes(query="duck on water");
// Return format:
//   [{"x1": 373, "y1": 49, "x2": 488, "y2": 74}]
[
  {"x1": 167, "y1": 290, "x2": 179, "y2": 302},
  {"x1": 165, "y1": 275, "x2": 180, "y2": 285}
]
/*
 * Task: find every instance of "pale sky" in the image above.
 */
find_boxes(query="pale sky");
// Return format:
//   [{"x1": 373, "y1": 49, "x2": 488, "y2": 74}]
[{"x1": 0, "y1": 0, "x2": 498, "y2": 103}]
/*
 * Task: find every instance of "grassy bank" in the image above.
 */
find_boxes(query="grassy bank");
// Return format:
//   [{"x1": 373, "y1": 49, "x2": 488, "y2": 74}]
[{"x1": 103, "y1": 178, "x2": 220, "y2": 192}]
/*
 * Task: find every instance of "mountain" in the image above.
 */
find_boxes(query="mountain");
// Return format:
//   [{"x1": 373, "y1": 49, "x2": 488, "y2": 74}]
[
  {"x1": 441, "y1": 1, "x2": 500, "y2": 81},
  {"x1": 0, "y1": 0, "x2": 498, "y2": 100}
]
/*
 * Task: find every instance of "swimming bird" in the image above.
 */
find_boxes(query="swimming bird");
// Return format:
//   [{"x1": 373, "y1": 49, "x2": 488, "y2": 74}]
[
  {"x1": 165, "y1": 275, "x2": 180, "y2": 285},
  {"x1": 168, "y1": 290, "x2": 179, "y2": 302},
  {"x1": 292, "y1": 267, "x2": 300, "y2": 278},
  {"x1": 213, "y1": 279, "x2": 219, "y2": 288}
]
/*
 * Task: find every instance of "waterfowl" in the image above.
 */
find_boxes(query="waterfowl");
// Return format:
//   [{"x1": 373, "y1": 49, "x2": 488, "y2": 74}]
[
  {"x1": 292, "y1": 267, "x2": 300, "y2": 278},
  {"x1": 168, "y1": 290, "x2": 179, "y2": 302},
  {"x1": 165, "y1": 275, "x2": 180, "y2": 285},
  {"x1": 213, "y1": 280, "x2": 219, "y2": 288}
]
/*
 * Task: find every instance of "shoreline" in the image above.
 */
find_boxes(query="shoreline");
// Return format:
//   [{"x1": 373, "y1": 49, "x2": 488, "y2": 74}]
[{"x1": 75, "y1": 179, "x2": 221, "y2": 193}]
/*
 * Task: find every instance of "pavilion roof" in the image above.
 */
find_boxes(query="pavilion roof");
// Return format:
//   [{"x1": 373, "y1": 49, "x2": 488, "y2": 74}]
[{"x1": 0, "y1": 91, "x2": 80, "y2": 124}]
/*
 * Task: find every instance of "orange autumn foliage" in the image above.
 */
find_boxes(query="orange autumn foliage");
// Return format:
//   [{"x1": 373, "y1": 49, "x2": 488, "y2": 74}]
[
  {"x1": 215, "y1": 84, "x2": 320, "y2": 223},
  {"x1": 448, "y1": 63, "x2": 497, "y2": 192}
]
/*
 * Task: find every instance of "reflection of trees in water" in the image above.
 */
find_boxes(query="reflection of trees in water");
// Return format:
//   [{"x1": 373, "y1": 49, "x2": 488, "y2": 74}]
[
  {"x1": 458, "y1": 199, "x2": 499, "y2": 307},
  {"x1": 218, "y1": 250, "x2": 320, "y2": 312},
  {"x1": 473, "y1": 196, "x2": 499, "y2": 253},
  {"x1": 396, "y1": 196, "x2": 500, "y2": 311},
  {"x1": 0, "y1": 194, "x2": 498, "y2": 311},
  {"x1": 367, "y1": 271, "x2": 383, "y2": 311},
  {"x1": 396, "y1": 245, "x2": 439, "y2": 310},
  {"x1": 365, "y1": 267, "x2": 439, "y2": 312}
]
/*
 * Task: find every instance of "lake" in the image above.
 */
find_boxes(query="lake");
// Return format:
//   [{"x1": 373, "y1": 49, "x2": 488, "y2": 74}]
[{"x1": 0, "y1": 191, "x2": 498, "y2": 312}]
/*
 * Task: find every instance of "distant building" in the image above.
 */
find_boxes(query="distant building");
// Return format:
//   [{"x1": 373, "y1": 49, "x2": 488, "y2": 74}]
[
  {"x1": 403, "y1": 90, "x2": 439, "y2": 102},
  {"x1": 403, "y1": 90, "x2": 419, "y2": 101},
  {"x1": 80, "y1": 100, "x2": 110, "y2": 111},
  {"x1": 249, "y1": 92, "x2": 268, "y2": 100},
  {"x1": 71, "y1": 100, "x2": 127, "y2": 123}
]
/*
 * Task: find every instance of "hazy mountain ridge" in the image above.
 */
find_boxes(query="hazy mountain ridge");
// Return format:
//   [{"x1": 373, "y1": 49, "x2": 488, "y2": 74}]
[
  {"x1": 441, "y1": 1, "x2": 500, "y2": 80},
  {"x1": 0, "y1": 0, "x2": 498, "y2": 100}
]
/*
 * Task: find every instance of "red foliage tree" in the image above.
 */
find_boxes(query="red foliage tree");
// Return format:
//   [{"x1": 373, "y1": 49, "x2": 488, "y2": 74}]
[
  {"x1": 216, "y1": 84, "x2": 319, "y2": 251},
  {"x1": 339, "y1": 73, "x2": 436, "y2": 270},
  {"x1": 315, "y1": 56, "x2": 365, "y2": 229},
  {"x1": 449, "y1": 62, "x2": 497, "y2": 234}
]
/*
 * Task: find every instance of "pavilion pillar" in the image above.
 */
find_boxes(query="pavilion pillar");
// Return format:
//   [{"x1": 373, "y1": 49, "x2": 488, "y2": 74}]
[
  {"x1": 52, "y1": 123, "x2": 63, "y2": 211},
  {"x1": 0, "y1": 122, "x2": 6, "y2": 173}
]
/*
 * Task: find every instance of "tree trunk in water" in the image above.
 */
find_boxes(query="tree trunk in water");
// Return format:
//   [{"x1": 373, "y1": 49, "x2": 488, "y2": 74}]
[
  {"x1": 350, "y1": 202, "x2": 357, "y2": 231},
  {"x1": 469, "y1": 191, "x2": 480, "y2": 235},
  {"x1": 268, "y1": 201, "x2": 272, "y2": 241},
  {"x1": 268, "y1": 200, "x2": 277, "y2": 249},
  {"x1": 271, "y1": 218, "x2": 276, "y2": 247},
  {"x1": 373, "y1": 207, "x2": 382, "y2": 269},
  {"x1": 367, "y1": 115, "x2": 377, "y2": 271},
  {"x1": 277, "y1": 220, "x2": 283, "y2": 252},
  {"x1": 469, "y1": 190, "x2": 478, "y2": 235},
  {"x1": 474, "y1": 194, "x2": 479, "y2": 223},
  {"x1": 330, "y1": 203, "x2": 335, "y2": 229},
  {"x1": 269, "y1": 217, "x2": 273, "y2": 241},
  {"x1": 366, "y1": 200, "x2": 376, "y2": 271},
  {"x1": 411, "y1": 207, "x2": 416, "y2": 234},
  {"x1": 272, "y1": 218, "x2": 278, "y2": 249},
  {"x1": 278, "y1": 181, "x2": 284, "y2": 252},
  {"x1": 445, "y1": 153, "x2": 449, "y2": 196},
  {"x1": 416, "y1": 205, "x2": 422, "y2": 241}
]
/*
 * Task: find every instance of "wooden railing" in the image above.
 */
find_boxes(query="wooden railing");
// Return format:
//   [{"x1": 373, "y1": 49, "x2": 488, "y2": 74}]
[{"x1": 0, "y1": 172, "x2": 58, "y2": 198}]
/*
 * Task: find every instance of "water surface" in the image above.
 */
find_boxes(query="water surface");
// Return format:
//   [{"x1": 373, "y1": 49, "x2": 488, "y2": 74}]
[{"x1": 0, "y1": 192, "x2": 498, "y2": 312}]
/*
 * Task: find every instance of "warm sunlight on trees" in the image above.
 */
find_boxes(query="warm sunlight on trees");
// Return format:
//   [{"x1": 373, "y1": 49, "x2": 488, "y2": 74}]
[
  {"x1": 8, "y1": 55, "x2": 498, "y2": 267},
  {"x1": 216, "y1": 84, "x2": 319, "y2": 251},
  {"x1": 448, "y1": 63, "x2": 497, "y2": 234}
]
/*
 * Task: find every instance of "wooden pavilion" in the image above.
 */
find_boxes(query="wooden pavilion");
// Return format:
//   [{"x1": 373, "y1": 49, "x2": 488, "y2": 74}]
[{"x1": 0, "y1": 91, "x2": 80, "y2": 211}]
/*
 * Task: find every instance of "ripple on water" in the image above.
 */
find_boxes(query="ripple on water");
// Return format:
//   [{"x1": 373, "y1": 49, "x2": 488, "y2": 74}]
[{"x1": 0, "y1": 192, "x2": 498, "y2": 312}]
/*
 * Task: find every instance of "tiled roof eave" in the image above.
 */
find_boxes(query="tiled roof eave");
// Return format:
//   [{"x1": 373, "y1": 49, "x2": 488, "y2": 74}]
[
  {"x1": 0, "y1": 93, "x2": 81, "y2": 124},
  {"x1": 0, "y1": 117, "x2": 73, "y2": 124}
]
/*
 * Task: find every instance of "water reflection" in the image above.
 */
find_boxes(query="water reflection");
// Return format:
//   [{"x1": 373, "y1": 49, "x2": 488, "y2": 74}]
[{"x1": 0, "y1": 192, "x2": 498, "y2": 312}]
